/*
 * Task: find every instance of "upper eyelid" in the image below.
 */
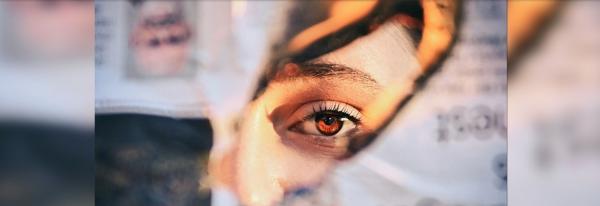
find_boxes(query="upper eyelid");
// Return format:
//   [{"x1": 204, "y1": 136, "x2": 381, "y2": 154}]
[
  {"x1": 282, "y1": 100, "x2": 364, "y2": 130},
  {"x1": 302, "y1": 111, "x2": 361, "y2": 125},
  {"x1": 321, "y1": 101, "x2": 362, "y2": 119},
  {"x1": 306, "y1": 101, "x2": 362, "y2": 121}
]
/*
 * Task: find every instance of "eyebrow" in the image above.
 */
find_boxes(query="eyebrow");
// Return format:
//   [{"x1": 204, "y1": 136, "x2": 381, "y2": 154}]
[{"x1": 279, "y1": 62, "x2": 381, "y2": 89}]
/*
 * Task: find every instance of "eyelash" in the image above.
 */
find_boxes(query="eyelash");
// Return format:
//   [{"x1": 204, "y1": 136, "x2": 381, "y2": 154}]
[{"x1": 302, "y1": 102, "x2": 362, "y2": 123}]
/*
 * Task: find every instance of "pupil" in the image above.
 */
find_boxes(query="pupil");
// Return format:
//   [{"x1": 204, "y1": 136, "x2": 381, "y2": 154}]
[
  {"x1": 314, "y1": 113, "x2": 343, "y2": 136},
  {"x1": 322, "y1": 116, "x2": 336, "y2": 125}
]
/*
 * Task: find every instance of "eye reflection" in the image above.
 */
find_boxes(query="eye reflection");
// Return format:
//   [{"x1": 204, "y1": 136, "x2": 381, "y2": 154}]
[{"x1": 289, "y1": 101, "x2": 362, "y2": 137}]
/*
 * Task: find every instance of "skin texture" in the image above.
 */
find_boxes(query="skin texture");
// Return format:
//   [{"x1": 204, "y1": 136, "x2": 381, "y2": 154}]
[
  {"x1": 215, "y1": 18, "x2": 421, "y2": 206},
  {"x1": 211, "y1": 1, "x2": 458, "y2": 205}
]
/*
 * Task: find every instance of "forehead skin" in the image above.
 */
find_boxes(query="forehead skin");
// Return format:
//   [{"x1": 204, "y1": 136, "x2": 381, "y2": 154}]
[
  {"x1": 312, "y1": 19, "x2": 420, "y2": 87},
  {"x1": 274, "y1": 62, "x2": 380, "y2": 90}
]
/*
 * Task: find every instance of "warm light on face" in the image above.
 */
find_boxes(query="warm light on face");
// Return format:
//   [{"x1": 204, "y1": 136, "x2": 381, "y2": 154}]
[{"x1": 219, "y1": 18, "x2": 422, "y2": 205}]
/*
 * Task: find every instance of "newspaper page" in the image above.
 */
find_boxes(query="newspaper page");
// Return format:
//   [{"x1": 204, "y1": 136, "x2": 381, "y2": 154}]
[
  {"x1": 328, "y1": 1, "x2": 507, "y2": 205},
  {"x1": 97, "y1": 1, "x2": 215, "y2": 118}
]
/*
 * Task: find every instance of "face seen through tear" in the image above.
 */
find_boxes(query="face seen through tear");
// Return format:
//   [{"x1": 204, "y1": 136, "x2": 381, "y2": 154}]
[{"x1": 223, "y1": 18, "x2": 421, "y2": 205}]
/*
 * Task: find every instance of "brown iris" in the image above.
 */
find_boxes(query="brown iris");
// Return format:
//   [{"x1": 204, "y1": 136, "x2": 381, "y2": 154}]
[{"x1": 315, "y1": 113, "x2": 343, "y2": 136}]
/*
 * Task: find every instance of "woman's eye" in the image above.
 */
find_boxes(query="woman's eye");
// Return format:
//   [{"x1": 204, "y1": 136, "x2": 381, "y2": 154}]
[
  {"x1": 293, "y1": 111, "x2": 357, "y2": 136},
  {"x1": 288, "y1": 101, "x2": 361, "y2": 137},
  {"x1": 279, "y1": 101, "x2": 364, "y2": 157},
  {"x1": 315, "y1": 112, "x2": 344, "y2": 135}
]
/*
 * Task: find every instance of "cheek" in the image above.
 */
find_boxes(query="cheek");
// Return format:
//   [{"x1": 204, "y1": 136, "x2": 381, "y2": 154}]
[
  {"x1": 233, "y1": 101, "x2": 337, "y2": 205},
  {"x1": 277, "y1": 144, "x2": 337, "y2": 189}
]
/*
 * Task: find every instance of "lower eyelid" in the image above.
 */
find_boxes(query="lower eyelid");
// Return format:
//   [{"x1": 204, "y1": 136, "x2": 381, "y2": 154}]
[{"x1": 281, "y1": 132, "x2": 351, "y2": 158}]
